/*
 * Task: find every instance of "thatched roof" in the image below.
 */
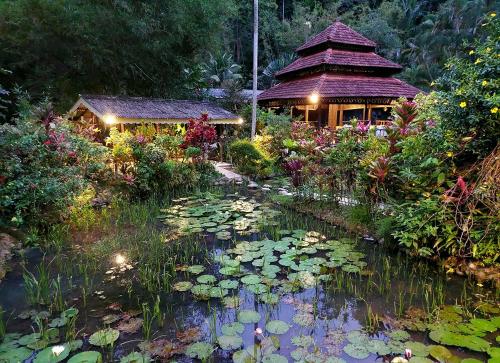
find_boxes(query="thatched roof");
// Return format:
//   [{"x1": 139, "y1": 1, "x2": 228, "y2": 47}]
[{"x1": 69, "y1": 95, "x2": 241, "y2": 124}]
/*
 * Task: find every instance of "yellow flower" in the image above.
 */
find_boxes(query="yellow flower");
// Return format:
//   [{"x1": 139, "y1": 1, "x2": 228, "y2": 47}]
[
  {"x1": 460, "y1": 101, "x2": 467, "y2": 108},
  {"x1": 491, "y1": 107, "x2": 498, "y2": 114},
  {"x1": 469, "y1": 50, "x2": 475, "y2": 55},
  {"x1": 474, "y1": 58, "x2": 482, "y2": 64},
  {"x1": 430, "y1": 81, "x2": 435, "y2": 86},
  {"x1": 486, "y1": 47, "x2": 491, "y2": 52},
  {"x1": 447, "y1": 151, "x2": 453, "y2": 157},
  {"x1": 491, "y1": 12, "x2": 496, "y2": 17},
  {"x1": 482, "y1": 80, "x2": 488, "y2": 86}
]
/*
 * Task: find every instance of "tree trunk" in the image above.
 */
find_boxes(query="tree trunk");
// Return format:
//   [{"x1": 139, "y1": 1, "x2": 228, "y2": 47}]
[{"x1": 251, "y1": 0, "x2": 259, "y2": 140}]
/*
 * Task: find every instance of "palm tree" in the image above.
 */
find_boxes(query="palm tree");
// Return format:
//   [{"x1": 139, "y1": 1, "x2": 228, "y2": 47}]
[
  {"x1": 260, "y1": 53, "x2": 298, "y2": 88},
  {"x1": 201, "y1": 53, "x2": 242, "y2": 87},
  {"x1": 251, "y1": 0, "x2": 258, "y2": 140}
]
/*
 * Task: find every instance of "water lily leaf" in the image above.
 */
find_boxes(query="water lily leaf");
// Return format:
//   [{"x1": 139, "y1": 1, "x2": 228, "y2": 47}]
[
  {"x1": 346, "y1": 331, "x2": 369, "y2": 345},
  {"x1": 187, "y1": 265, "x2": 205, "y2": 274},
  {"x1": 232, "y1": 348, "x2": 260, "y2": 363},
  {"x1": 173, "y1": 281, "x2": 193, "y2": 291},
  {"x1": 262, "y1": 353, "x2": 288, "y2": 363},
  {"x1": 61, "y1": 308, "x2": 79, "y2": 319},
  {"x1": 241, "y1": 274, "x2": 261, "y2": 285},
  {"x1": 117, "y1": 318, "x2": 143, "y2": 334},
  {"x1": 89, "y1": 328, "x2": 119, "y2": 347},
  {"x1": 197, "y1": 274, "x2": 217, "y2": 284},
  {"x1": 185, "y1": 342, "x2": 214, "y2": 360},
  {"x1": 237, "y1": 310, "x2": 261, "y2": 324},
  {"x1": 222, "y1": 322, "x2": 244, "y2": 336},
  {"x1": 18, "y1": 333, "x2": 41, "y2": 346},
  {"x1": 0, "y1": 347, "x2": 32, "y2": 363},
  {"x1": 291, "y1": 335, "x2": 314, "y2": 348},
  {"x1": 429, "y1": 345, "x2": 454, "y2": 361},
  {"x1": 460, "y1": 359, "x2": 483, "y2": 363},
  {"x1": 101, "y1": 314, "x2": 121, "y2": 325},
  {"x1": 49, "y1": 317, "x2": 67, "y2": 328},
  {"x1": 406, "y1": 341, "x2": 430, "y2": 357},
  {"x1": 219, "y1": 280, "x2": 239, "y2": 289},
  {"x1": 209, "y1": 286, "x2": 228, "y2": 298},
  {"x1": 118, "y1": 352, "x2": 150, "y2": 363},
  {"x1": 469, "y1": 318, "x2": 497, "y2": 333},
  {"x1": 367, "y1": 339, "x2": 389, "y2": 355},
  {"x1": 429, "y1": 329, "x2": 490, "y2": 352},
  {"x1": 67, "y1": 340, "x2": 83, "y2": 352},
  {"x1": 191, "y1": 284, "x2": 211, "y2": 299},
  {"x1": 223, "y1": 296, "x2": 241, "y2": 309},
  {"x1": 265, "y1": 320, "x2": 290, "y2": 335},
  {"x1": 343, "y1": 343, "x2": 370, "y2": 359},
  {"x1": 34, "y1": 345, "x2": 70, "y2": 363},
  {"x1": 176, "y1": 327, "x2": 202, "y2": 344},
  {"x1": 388, "y1": 329, "x2": 411, "y2": 342},
  {"x1": 219, "y1": 267, "x2": 240, "y2": 276},
  {"x1": 217, "y1": 335, "x2": 243, "y2": 350},
  {"x1": 68, "y1": 351, "x2": 103, "y2": 363},
  {"x1": 258, "y1": 293, "x2": 279, "y2": 305},
  {"x1": 246, "y1": 283, "x2": 268, "y2": 294},
  {"x1": 292, "y1": 312, "x2": 314, "y2": 327}
]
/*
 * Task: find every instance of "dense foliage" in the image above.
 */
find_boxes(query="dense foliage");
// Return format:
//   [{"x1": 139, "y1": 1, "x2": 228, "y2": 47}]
[
  {"x1": 0, "y1": 99, "x2": 109, "y2": 229},
  {"x1": 248, "y1": 17, "x2": 499, "y2": 265},
  {"x1": 1, "y1": 0, "x2": 498, "y2": 109}
]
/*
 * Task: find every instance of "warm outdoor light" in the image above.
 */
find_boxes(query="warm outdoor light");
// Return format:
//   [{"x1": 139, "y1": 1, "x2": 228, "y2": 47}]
[
  {"x1": 237, "y1": 117, "x2": 244, "y2": 124},
  {"x1": 309, "y1": 93, "x2": 319, "y2": 104},
  {"x1": 115, "y1": 253, "x2": 126, "y2": 265},
  {"x1": 103, "y1": 114, "x2": 117, "y2": 125}
]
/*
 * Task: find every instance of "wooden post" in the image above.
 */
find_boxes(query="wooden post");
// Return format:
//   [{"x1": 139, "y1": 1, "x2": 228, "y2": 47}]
[
  {"x1": 368, "y1": 106, "x2": 373, "y2": 121},
  {"x1": 339, "y1": 105, "x2": 344, "y2": 126},
  {"x1": 328, "y1": 104, "x2": 338, "y2": 128},
  {"x1": 305, "y1": 105, "x2": 309, "y2": 122},
  {"x1": 120, "y1": 123, "x2": 124, "y2": 132}
]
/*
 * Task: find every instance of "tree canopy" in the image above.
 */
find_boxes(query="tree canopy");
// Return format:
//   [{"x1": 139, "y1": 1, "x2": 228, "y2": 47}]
[{"x1": 0, "y1": 0, "x2": 498, "y2": 110}]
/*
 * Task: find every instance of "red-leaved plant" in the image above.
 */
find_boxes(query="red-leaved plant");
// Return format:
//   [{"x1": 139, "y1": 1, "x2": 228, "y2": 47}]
[{"x1": 181, "y1": 113, "x2": 217, "y2": 160}]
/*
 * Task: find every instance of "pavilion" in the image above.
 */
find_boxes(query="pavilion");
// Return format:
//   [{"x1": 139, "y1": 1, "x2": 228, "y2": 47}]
[
  {"x1": 68, "y1": 95, "x2": 242, "y2": 133},
  {"x1": 257, "y1": 21, "x2": 421, "y2": 128}
]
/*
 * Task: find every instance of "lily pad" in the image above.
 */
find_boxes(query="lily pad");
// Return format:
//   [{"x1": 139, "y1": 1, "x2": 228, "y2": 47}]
[
  {"x1": 241, "y1": 274, "x2": 261, "y2": 285},
  {"x1": 221, "y1": 322, "x2": 245, "y2": 336},
  {"x1": 67, "y1": 351, "x2": 103, "y2": 363},
  {"x1": 262, "y1": 353, "x2": 288, "y2": 363},
  {"x1": 18, "y1": 333, "x2": 41, "y2": 346},
  {"x1": 343, "y1": 343, "x2": 370, "y2": 359},
  {"x1": 0, "y1": 347, "x2": 32, "y2": 363},
  {"x1": 237, "y1": 310, "x2": 261, "y2": 324},
  {"x1": 429, "y1": 329, "x2": 490, "y2": 352},
  {"x1": 197, "y1": 274, "x2": 217, "y2": 284},
  {"x1": 118, "y1": 352, "x2": 150, "y2": 363},
  {"x1": 265, "y1": 320, "x2": 290, "y2": 335},
  {"x1": 185, "y1": 342, "x2": 214, "y2": 360},
  {"x1": 406, "y1": 341, "x2": 430, "y2": 357},
  {"x1": 89, "y1": 328, "x2": 120, "y2": 347},
  {"x1": 173, "y1": 281, "x2": 193, "y2": 291},
  {"x1": 34, "y1": 345, "x2": 70, "y2": 363},
  {"x1": 388, "y1": 329, "x2": 411, "y2": 342},
  {"x1": 429, "y1": 345, "x2": 454, "y2": 362},
  {"x1": 217, "y1": 335, "x2": 243, "y2": 350},
  {"x1": 292, "y1": 312, "x2": 314, "y2": 327},
  {"x1": 291, "y1": 335, "x2": 314, "y2": 348},
  {"x1": 187, "y1": 265, "x2": 205, "y2": 275},
  {"x1": 219, "y1": 280, "x2": 239, "y2": 289}
]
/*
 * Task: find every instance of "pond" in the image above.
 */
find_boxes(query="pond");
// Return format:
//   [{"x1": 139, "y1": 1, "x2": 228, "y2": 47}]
[{"x1": 0, "y1": 186, "x2": 498, "y2": 363}]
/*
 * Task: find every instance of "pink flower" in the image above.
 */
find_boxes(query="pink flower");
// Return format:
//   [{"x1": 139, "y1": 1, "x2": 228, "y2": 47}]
[
  {"x1": 136, "y1": 135, "x2": 146, "y2": 144},
  {"x1": 404, "y1": 349, "x2": 412, "y2": 359},
  {"x1": 425, "y1": 119, "x2": 436, "y2": 128},
  {"x1": 67, "y1": 151, "x2": 77, "y2": 158}
]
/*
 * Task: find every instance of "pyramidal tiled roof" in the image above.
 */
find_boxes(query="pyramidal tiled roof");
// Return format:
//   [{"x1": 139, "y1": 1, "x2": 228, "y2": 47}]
[
  {"x1": 296, "y1": 20, "x2": 376, "y2": 53},
  {"x1": 276, "y1": 49, "x2": 402, "y2": 78},
  {"x1": 258, "y1": 73, "x2": 420, "y2": 101}
]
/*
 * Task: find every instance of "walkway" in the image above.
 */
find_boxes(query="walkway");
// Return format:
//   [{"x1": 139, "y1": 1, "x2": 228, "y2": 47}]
[{"x1": 213, "y1": 162, "x2": 243, "y2": 182}]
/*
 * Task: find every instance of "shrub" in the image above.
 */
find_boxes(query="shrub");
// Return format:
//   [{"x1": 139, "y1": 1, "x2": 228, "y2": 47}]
[
  {"x1": 181, "y1": 113, "x2": 217, "y2": 160},
  {"x1": 229, "y1": 139, "x2": 271, "y2": 178},
  {"x1": 0, "y1": 99, "x2": 110, "y2": 229},
  {"x1": 435, "y1": 16, "x2": 499, "y2": 158}
]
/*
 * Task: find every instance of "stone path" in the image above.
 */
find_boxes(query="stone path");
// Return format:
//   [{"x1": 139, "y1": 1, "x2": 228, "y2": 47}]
[{"x1": 213, "y1": 162, "x2": 243, "y2": 181}]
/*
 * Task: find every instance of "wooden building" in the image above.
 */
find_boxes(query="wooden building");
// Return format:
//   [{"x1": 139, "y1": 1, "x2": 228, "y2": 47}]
[
  {"x1": 257, "y1": 21, "x2": 421, "y2": 127},
  {"x1": 69, "y1": 95, "x2": 242, "y2": 133}
]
